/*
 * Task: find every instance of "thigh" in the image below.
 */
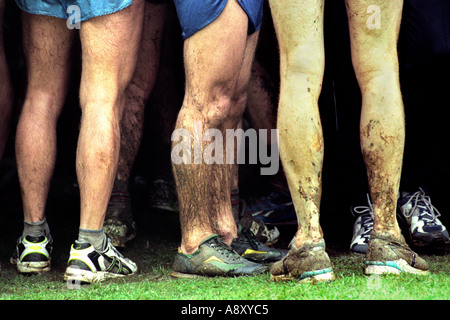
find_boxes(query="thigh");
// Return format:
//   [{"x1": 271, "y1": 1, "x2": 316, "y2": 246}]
[
  {"x1": 21, "y1": 13, "x2": 73, "y2": 106},
  {"x1": 345, "y1": 0, "x2": 403, "y2": 79},
  {"x1": 182, "y1": 0, "x2": 251, "y2": 104},
  {"x1": 79, "y1": 0, "x2": 145, "y2": 104},
  {"x1": 269, "y1": 0, "x2": 325, "y2": 78}
]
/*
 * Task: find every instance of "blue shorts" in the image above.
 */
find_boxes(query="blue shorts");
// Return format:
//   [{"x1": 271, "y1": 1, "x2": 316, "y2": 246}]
[
  {"x1": 173, "y1": 0, "x2": 264, "y2": 39},
  {"x1": 15, "y1": 0, "x2": 133, "y2": 22}
]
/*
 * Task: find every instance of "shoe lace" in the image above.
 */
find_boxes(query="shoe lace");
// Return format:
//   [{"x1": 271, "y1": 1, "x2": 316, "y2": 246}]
[
  {"x1": 351, "y1": 194, "x2": 374, "y2": 218},
  {"x1": 240, "y1": 228, "x2": 260, "y2": 250},
  {"x1": 351, "y1": 194, "x2": 374, "y2": 238},
  {"x1": 209, "y1": 237, "x2": 240, "y2": 261},
  {"x1": 402, "y1": 188, "x2": 441, "y2": 223}
]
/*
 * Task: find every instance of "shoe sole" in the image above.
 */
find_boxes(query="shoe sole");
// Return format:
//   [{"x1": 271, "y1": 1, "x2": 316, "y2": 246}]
[
  {"x1": 271, "y1": 268, "x2": 336, "y2": 284},
  {"x1": 411, "y1": 235, "x2": 449, "y2": 248},
  {"x1": 14, "y1": 260, "x2": 51, "y2": 274},
  {"x1": 170, "y1": 271, "x2": 205, "y2": 279},
  {"x1": 365, "y1": 259, "x2": 429, "y2": 275},
  {"x1": 64, "y1": 266, "x2": 133, "y2": 284}
]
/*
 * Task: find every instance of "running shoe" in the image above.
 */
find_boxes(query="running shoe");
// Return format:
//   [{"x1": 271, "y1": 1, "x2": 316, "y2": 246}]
[
  {"x1": 231, "y1": 228, "x2": 287, "y2": 263},
  {"x1": 10, "y1": 235, "x2": 53, "y2": 274},
  {"x1": 170, "y1": 234, "x2": 268, "y2": 278},
  {"x1": 365, "y1": 231, "x2": 429, "y2": 275},
  {"x1": 350, "y1": 194, "x2": 374, "y2": 254},
  {"x1": 104, "y1": 190, "x2": 137, "y2": 248},
  {"x1": 247, "y1": 191, "x2": 297, "y2": 225},
  {"x1": 64, "y1": 238, "x2": 137, "y2": 283},
  {"x1": 397, "y1": 188, "x2": 449, "y2": 246},
  {"x1": 270, "y1": 239, "x2": 335, "y2": 283},
  {"x1": 237, "y1": 199, "x2": 280, "y2": 246}
]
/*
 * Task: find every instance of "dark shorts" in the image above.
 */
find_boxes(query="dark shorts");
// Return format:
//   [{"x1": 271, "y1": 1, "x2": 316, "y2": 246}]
[
  {"x1": 173, "y1": 0, "x2": 264, "y2": 39},
  {"x1": 15, "y1": 0, "x2": 133, "y2": 21}
]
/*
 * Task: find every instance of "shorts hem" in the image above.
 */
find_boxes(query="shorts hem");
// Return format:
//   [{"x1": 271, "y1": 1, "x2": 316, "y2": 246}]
[{"x1": 16, "y1": 1, "x2": 133, "y2": 22}]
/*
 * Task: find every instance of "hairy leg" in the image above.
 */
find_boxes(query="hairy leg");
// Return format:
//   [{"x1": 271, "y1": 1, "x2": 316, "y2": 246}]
[
  {"x1": 77, "y1": 0, "x2": 144, "y2": 230},
  {"x1": 269, "y1": 0, "x2": 325, "y2": 247},
  {"x1": 245, "y1": 60, "x2": 277, "y2": 145},
  {"x1": 213, "y1": 30, "x2": 259, "y2": 242},
  {"x1": 15, "y1": 13, "x2": 73, "y2": 223},
  {"x1": 173, "y1": 0, "x2": 254, "y2": 254},
  {"x1": 0, "y1": 0, "x2": 13, "y2": 163},
  {"x1": 345, "y1": 0, "x2": 404, "y2": 238},
  {"x1": 115, "y1": 2, "x2": 168, "y2": 189}
]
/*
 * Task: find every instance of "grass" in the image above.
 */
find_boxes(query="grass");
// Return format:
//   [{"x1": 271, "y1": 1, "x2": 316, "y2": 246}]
[
  {"x1": 1, "y1": 237, "x2": 448, "y2": 301},
  {"x1": 0, "y1": 181, "x2": 448, "y2": 304}
]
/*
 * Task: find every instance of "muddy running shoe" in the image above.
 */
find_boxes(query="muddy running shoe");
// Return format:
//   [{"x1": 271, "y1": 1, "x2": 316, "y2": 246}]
[
  {"x1": 170, "y1": 234, "x2": 268, "y2": 279},
  {"x1": 397, "y1": 188, "x2": 449, "y2": 247},
  {"x1": 64, "y1": 238, "x2": 137, "y2": 283},
  {"x1": 350, "y1": 194, "x2": 374, "y2": 254},
  {"x1": 237, "y1": 199, "x2": 280, "y2": 246},
  {"x1": 104, "y1": 190, "x2": 137, "y2": 248},
  {"x1": 231, "y1": 228, "x2": 287, "y2": 263},
  {"x1": 10, "y1": 235, "x2": 53, "y2": 274},
  {"x1": 365, "y1": 232, "x2": 429, "y2": 275},
  {"x1": 270, "y1": 240, "x2": 335, "y2": 283}
]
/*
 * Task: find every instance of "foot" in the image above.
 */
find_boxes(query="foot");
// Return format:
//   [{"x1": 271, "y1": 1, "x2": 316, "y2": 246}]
[
  {"x1": 247, "y1": 191, "x2": 297, "y2": 225},
  {"x1": 365, "y1": 231, "x2": 429, "y2": 275},
  {"x1": 10, "y1": 235, "x2": 53, "y2": 274},
  {"x1": 397, "y1": 188, "x2": 449, "y2": 246},
  {"x1": 170, "y1": 234, "x2": 268, "y2": 278},
  {"x1": 64, "y1": 238, "x2": 137, "y2": 283},
  {"x1": 270, "y1": 239, "x2": 335, "y2": 283},
  {"x1": 231, "y1": 227, "x2": 287, "y2": 263},
  {"x1": 237, "y1": 199, "x2": 280, "y2": 246}
]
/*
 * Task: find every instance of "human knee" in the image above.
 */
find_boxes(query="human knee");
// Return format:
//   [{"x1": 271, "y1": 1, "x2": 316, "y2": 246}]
[
  {"x1": 21, "y1": 90, "x2": 65, "y2": 122},
  {"x1": 186, "y1": 84, "x2": 237, "y2": 128},
  {"x1": 282, "y1": 46, "x2": 324, "y2": 93}
]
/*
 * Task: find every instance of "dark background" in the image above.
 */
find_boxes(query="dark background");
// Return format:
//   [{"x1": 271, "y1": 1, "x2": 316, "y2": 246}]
[{"x1": 0, "y1": 0, "x2": 449, "y2": 257}]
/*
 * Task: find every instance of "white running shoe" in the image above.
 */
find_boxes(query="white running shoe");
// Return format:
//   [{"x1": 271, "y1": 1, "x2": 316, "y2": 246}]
[{"x1": 64, "y1": 238, "x2": 137, "y2": 283}]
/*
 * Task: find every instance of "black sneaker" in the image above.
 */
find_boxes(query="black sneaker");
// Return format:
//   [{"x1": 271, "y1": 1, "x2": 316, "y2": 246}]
[
  {"x1": 231, "y1": 228, "x2": 286, "y2": 263},
  {"x1": 237, "y1": 199, "x2": 280, "y2": 246},
  {"x1": 10, "y1": 235, "x2": 53, "y2": 274},
  {"x1": 397, "y1": 188, "x2": 449, "y2": 246},
  {"x1": 170, "y1": 234, "x2": 268, "y2": 278}
]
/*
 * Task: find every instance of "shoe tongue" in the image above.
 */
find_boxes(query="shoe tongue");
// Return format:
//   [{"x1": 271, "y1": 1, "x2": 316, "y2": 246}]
[{"x1": 25, "y1": 235, "x2": 46, "y2": 243}]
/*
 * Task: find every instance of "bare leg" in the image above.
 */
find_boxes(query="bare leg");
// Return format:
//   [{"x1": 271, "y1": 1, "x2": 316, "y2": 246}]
[
  {"x1": 345, "y1": 0, "x2": 404, "y2": 239},
  {"x1": 0, "y1": 0, "x2": 13, "y2": 163},
  {"x1": 77, "y1": 0, "x2": 144, "y2": 231},
  {"x1": 104, "y1": 1, "x2": 168, "y2": 247},
  {"x1": 15, "y1": 13, "x2": 73, "y2": 224},
  {"x1": 347, "y1": 0, "x2": 429, "y2": 275},
  {"x1": 269, "y1": 0, "x2": 325, "y2": 248},
  {"x1": 172, "y1": 0, "x2": 258, "y2": 254},
  {"x1": 268, "y1": 0, "x2": 336, "y2": 283},
  {"x1": 115, "y1": 2, "x2": 168, "y2": 187}
]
